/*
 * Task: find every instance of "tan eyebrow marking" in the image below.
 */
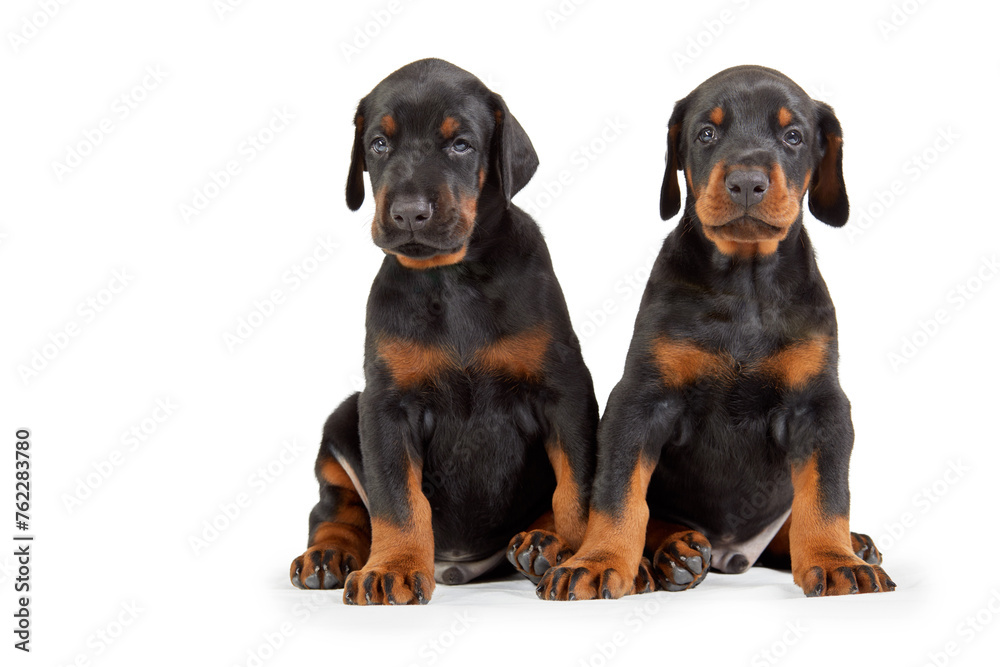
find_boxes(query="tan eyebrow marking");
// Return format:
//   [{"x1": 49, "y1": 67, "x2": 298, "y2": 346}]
[
  {"x1": 440, "y1": 117, "x2": 460, "y2": 139},
  {"x1": 380, "y1": 115, "x2": 396, "y2": 137}
]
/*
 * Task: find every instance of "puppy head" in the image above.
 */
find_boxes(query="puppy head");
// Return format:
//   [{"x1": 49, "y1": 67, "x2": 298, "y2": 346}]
[
  {"x1": 660, "y1": 66, "x2": 849, "y2": 257},
  {"x1": 345, "y1": 58, "x2": 538, "y2": 269}
]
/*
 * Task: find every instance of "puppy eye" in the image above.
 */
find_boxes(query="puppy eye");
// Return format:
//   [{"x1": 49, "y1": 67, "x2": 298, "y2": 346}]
[
  {"x1": 451, "y1": 139, "x2": 472, "y2": 153},
  {"x1": 371, "y1": 137, "x2": 388, "y2": 154},
  {"x1": 697, "y1": 127, "x2": 716, "y2": 144},
  {"x1": 783, "y1": 130, "x2": 802, "y2": 146}
]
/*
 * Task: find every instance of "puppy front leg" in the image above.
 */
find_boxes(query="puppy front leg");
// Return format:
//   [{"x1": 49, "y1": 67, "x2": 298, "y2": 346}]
[
  {"x1": 786, "y1": 394, "x2": 895, "y2": 596},
  {"x1": 342, "y1": 395, "x2": 435, "y2": 605}
]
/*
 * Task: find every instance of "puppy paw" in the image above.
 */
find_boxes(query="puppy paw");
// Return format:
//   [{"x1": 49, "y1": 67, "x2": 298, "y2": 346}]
[
  {"x1": 651, "y1": 529, "x2": 712, "y2": 592},
  {"x1": 290, "y1": 546, "x2": 362, "y2": 590},
  {"x1": 850, "y1": 532, "x2": 883, "y2": 565},
  {"x1": 507, "y1": 530, "x2": 573, "y2": 584},
  {"x1": 795, "y1": 553, "x2": 896, "y2": 597},
  {"x1": 343, "y1": 565, "x2": 435, "y2": 605},
  {"x1": 633, "y1": 557, "x2": 655, "y2": 595},
  {"x1": 535, "y1": 552, "x2": 641, "y2": 601}
]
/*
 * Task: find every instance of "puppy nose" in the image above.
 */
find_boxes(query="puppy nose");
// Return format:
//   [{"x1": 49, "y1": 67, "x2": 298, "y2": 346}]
[
  {"x1": 725, "y1": 169, "x2": 769, "y2": 207},
  {"x1": 390, "y1": 197, "x2": 433, "y2": 230}
]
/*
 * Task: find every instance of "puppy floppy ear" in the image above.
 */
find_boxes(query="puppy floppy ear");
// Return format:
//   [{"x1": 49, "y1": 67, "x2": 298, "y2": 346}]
[
  {"x1": 488, "y1": 93, "x2": 539, "y2": 207},
  {"x1": 345, "y1": 100, "x2": 368, "y2": 211},
  {"x1": 808, "y1": 101, "x2": 849, "y2": 227},
  {"x1": 660, "y1": 97, "x2": 689, "y2": 220}
]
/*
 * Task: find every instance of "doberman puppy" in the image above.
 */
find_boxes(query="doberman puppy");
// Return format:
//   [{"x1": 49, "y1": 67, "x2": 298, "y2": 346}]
[
  {"x1": 518, "y1": 65, "x2": 895, "y2": 599},
  {"x1": 288, "y1": 59, "x2": 598, "y2": 605}
]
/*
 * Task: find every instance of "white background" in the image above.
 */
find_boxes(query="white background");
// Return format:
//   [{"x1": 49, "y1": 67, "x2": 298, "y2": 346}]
[{"x1": 3, "y1": 0, "x2": 999, "y2": 665}]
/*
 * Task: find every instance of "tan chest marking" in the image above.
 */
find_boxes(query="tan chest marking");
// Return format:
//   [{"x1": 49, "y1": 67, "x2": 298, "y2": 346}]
[
  {"x1": 651, "y1": 336, "x2": 830, "y2": 390},
  {"x1": 753, "y1": 337, "x2": 829, "y2": 389},
  {"x1": 377, "y1": 326, "x2": 551, "y2": 388},
  {"x1": 473, "y1": 325, "x2": 551, "y2": 380},
  {"x1": 651, "y1": 338, "x2": 735, "y2": 387},
  {"x1": 376, "y1": 337, "x2": 458, "y2": 389}
]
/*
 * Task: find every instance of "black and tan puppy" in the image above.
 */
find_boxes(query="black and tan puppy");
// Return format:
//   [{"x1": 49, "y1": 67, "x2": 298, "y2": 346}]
[
  {"x1": 289, "y1": 59, "x2": 597, "y2": 605},
  {"x1": 524, "y1": 65, "x2": 895, "y2": 600}
]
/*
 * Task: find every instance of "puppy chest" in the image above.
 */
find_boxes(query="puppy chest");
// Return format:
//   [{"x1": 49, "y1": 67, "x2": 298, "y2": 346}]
[
  {"x1": 651, "y1": 335, "x2": 830, "y2": 393},
  {"x1": 374, "y1": 325, "x2": 553, "y2": 390}
]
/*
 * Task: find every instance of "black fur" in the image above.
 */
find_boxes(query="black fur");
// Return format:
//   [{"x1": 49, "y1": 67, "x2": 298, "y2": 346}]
[
  {"x1": 600, "y1": 65, "x2": 854, "y2": 569},
  {"x1": 296, "y1": 59, "x2": 597, "y2": 599}
]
